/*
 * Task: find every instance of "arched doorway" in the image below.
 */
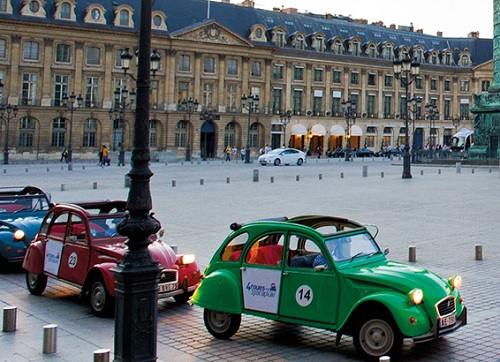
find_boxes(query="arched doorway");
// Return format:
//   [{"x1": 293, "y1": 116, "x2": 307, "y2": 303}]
[
  {"x1": 200, "y1": 121, "x2": 216, "y2": 160},
  {"x1": 290, "y1": 124, "x2": 307, "y2": 151}
]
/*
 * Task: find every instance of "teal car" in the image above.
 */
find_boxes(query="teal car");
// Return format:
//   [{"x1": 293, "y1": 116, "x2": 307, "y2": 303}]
[{"x1": 191, "y1": 215, "x2": 466, "y2": 359}]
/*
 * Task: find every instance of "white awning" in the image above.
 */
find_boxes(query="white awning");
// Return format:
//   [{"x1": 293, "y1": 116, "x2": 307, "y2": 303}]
[
  {"x1": 330, "y1": 125, "x2": 345, "y2": 136},
  {"x1": 291, "y1": 124, "x2": 307, "y2": 135},
  {"x1": 310, "y1": 124, "x2": 327, "y2": 136},
  {"x1": 350, "y1": 125, "x2": 363, "y2": 136}
]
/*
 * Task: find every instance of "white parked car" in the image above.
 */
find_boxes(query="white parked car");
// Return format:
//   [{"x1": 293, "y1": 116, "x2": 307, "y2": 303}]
[{"x1": 258, "y1": 148, "x2": 306, "y2": 166}]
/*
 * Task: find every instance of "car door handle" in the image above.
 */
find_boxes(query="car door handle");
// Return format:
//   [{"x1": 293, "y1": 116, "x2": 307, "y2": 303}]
[{"x1": 282, "y1": 272, "x2": 288, "y2": 276}]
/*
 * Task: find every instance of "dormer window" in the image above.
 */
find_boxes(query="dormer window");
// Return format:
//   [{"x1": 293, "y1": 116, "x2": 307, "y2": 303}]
[
  {"x1": 368, "y1": 44, "x2": 377, "y2": 58},
  {"x1": 113, "y1": 5, "x2": 134, "y2": 27},
  {"x1": 314, "y1": 36, "x2": 324, "y2": 52},
  {"x1": 151, "y1": 12, "x2": 167, "y2": 30},
  {"x1": 60, "y1": 2, "x2": 70, "y2": 18},
  {"x1": 271, "y1": 27, "x2": 286, "y2": 48},
  {"x1": 414, "y1": 48, "x2": 424, "y2": 63},
  {"x1": 29, "y1": 0, "x2": 39, "y2": 13},
  {"x1": 249, "y1": 25, "x2": 266, "y2": 42},
  {"x1": 431, "y1": 52, "x2": 438, "y2": 65},
  {"x1": 296, "y1": 35, "x2": 304, "y2": 50},
  {"x1": 331, "y1": 39, "x2": 344, "y2": 54},
  {"x1": 84, "y1": 5, "x2": 106, "y2": 24},
  {"x1": 119, "y1": 9, "x2": 129, "y2": 26},
  {"x1": 349, "y1": 40, "x2": 361, "y2": 56},
  {"x1": 444, "y1": 52, "x2": 452, "y2": 65},
  {"x1": 384, "y1": 44, "x2": 393, "y2": 60},
  {"x1": 55, "y1": 0, "x2": 76, "y2": 21},
  {"x1": 91, "y1": 8, "x2": 100, "y2": 20},
  {"x1": 460, "y1": 54, "x2": 470, "y2": 67},
  {"x1": 0, "y1": 0, "x2": 13, "y2": 13},
  {"x1": 21, "y1": 0, "x2": 46, "y2": 17}
]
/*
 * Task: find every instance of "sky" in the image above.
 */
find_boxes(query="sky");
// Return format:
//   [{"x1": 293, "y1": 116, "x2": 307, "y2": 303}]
[{"x1": 247, "y1": 0, "x2": 494, "y2": 38}]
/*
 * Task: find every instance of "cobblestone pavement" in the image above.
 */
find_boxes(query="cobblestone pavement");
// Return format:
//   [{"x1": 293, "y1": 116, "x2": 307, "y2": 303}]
[{"x1": 0, "y1": 157, "x2": 499, "y2": 361}]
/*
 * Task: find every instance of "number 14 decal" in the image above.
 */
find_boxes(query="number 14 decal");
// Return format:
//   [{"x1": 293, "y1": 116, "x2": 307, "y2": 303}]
[{"x1": 295, "y1": 285, "x2": 313, "y2": 307}]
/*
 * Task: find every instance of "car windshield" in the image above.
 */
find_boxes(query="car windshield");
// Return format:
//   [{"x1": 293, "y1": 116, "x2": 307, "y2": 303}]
[
  {"x1": 88, "y1": 216, "x2": 124, "y2": 238},
  {"x1": 324, "y1": 232, "x2": 380, "y2": 262},
  {"x1": 0, "y1": 196, "x2": 50, "y2": 214}
]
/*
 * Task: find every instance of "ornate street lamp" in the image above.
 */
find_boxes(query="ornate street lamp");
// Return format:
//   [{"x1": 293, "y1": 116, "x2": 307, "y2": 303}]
[
  {"x1": 279, "y1": 110, "x2": 292, "y2": 148},
  {"x1": 341, "y1": 98, "x2": 356, "y2": 161},
  {"x1": 425, "y1": 103, "x2": 439, "y2": 159},
  {"x1": 112, "y1": 0, "x2": 162, "y2": 360},
  {"x1": 393, "y1": 54, "x2": 420, "y2": 179},
  {"x1": 109, "y1": 86, "x2": 136, "y2": 166},
  {"x1": 408, "y1": 96, "x2": 422, "y2": 162},
  {"x1": 241, "y1": 94, "x2": 259, "y2": 163},
  {"x1": 120, "y1": 47, "x2": 161, "y2": 80},
  {"x1": 0, "y1": 104, "x2": 18, "y2": 165},
  {"x1": 452, "y1": 116, "x2": 461, "y2": 133},
  {"x1": 61, "y1": 92, "x2": 83, "y2": 163},
  {"x1": 181, "y1": 98, "x2": 199, "y2": 162}
]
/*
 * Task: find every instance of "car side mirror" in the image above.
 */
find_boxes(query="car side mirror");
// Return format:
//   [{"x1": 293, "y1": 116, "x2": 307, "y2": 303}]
[
  {"x1": 158, "y1": 228, "x2": 165, "y2": 237},
  {"x1": 384, "y1": 247, "x2": 389, "y2": 255}
]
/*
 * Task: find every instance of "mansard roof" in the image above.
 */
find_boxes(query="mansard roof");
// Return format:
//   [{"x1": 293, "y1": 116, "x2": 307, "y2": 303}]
[{"x1": 1, "y1": 0, "x2": 493, "y2": 66}]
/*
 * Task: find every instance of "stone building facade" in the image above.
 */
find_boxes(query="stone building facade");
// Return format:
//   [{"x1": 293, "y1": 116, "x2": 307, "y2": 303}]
[{"x1": 0, "y1": 0, "x2": 494, "y2": 161}]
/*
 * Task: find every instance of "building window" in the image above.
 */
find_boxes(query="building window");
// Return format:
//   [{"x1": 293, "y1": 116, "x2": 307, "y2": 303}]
[
  {"x1": 332, "y1": 70, "x2": 341, "y2": 84},
  {"x1": 227, "y1": 59, "x2": 238, "y2": 75},
  {"x1": 149, "y1": 120, "x2": 157, "y2": 148},
  {"x1": 444, "y1": 79, "x2": 451, "y2": 91},
  {"x1": 60, "y1": 2, "x2": 71, "y2": 19},
  {"x1": 85, "y1": 76, "x2": 99, "y2": 107},
  {"x1": 19, "y1": 117, "x2": 35, "y2": 147},
  {"x1": 415, "y1": 49, "x2": 424, "y2": 63},
  {"x1": 384, "y1": 95, "x2": 392, "y2": 118},
  {"x1": 367, "y1": 95, "x2": 375, "y2": 116},
  {"x1": 22, "y1": 73, "x2": 37, "y2": 105},
  {"x1": 0, "y1": 39, "x2": 6, "y2": 58},
  {"x1": 153, "y1": 15, "x2": 162, "y2": 27},
  {"x1": 481, "y1": 80, "x2": 491, "y2": 92},
  {"x1": 331, "y1": 97, "x2": 341, "y2": 116},
  {"x1": 444, "y1": 99, "x2": 451, "y2": 119},
  {"x1": 51, "y1": 117, "x2": 66, "y2": 147},
  {"x1": 313, "y1": 95, "x2": 322, "y2": 115},
  {"x1": 368, "y1": 44, "x2": 376, "y2": 58},
  {"x1": 292, "y1": 90, "x2": 302, "y2": 114},
  {"x1": 295, "y1": 35, "x2": 304, "y2": 50},
  {"x1": 275, "y1": 30, "x2": 284, "y2": 47},
  {"x1": 294, "y1": 67, "x2": 303, "y2": 81},
  {"x1": 227, "y1": 84, "x2": 237, "y2": 110},
  {"x1": 273, "y1": 64, "x2": 283, "y2": 79},
  {"x1": 350, "y1": 72, "x2": 359, "y2": 85},
  {"x1": 54, "y1": 74, "x2": 69, "y2": 106},
  {"x1": 174, "y1": 121, "x2": 187, "y2": 147},
  {"x1": 177, "y1": 82, "x2": 188, "y2": 104},
  {"x1": 314, "y1": 69, "x2": 323, "y2": 82},
  {"x1": 350, "y1": 41, "x2": 360, "y2": 56},
  {"x1": 23, "y1": 41, "x2": 39, "y2": 61},
  {"x1": 272, "y1": 88, "x2": 282, "y2": 114},
  {"x1": 430, "y1": 78, "x2": 437, "y2": 91},
  {"x1": 367, "y1": 74, "x2": 376, "y2": 86},
  {"x1": 55, "y1": 44, "x2": 71, "y2": 63},
  {"x1": 203, "y1": 57, "x2": 215, "y2": 73},
  {"x1": 314, "y1": 36, "x2": 323, "y2": 52},
  {"x1": 119, "y1": 9, "x2": 129, "y2": 26},
  {"x1": 444, "y1": 53, "x2": 452, "y2": 65},
  {"x1": 384, "y1": 75, "x2": 392, "y2": 87},
  {"x1": 29, "y1": 0, "x2": 39, "y2": 13},
  {"x1": 460, "y1": 80, "x2": 470, "y2": 92},
  {"x1": 0, "y1": 0, "x2": 7, "y2": 12},
  {"x1": 460, "y1": 103, "x2": 469, "y2": 118},
  {"x1": 224, "y1": 122, "x2": 235, "y2": 147},
  {"x1": 333, "y1": 40, "x2": 342, "y2": 54},
  {"x1": 86, "y1": 47, "x2": 101, "y2": 65},
  {"x1": 249, "y1": 123, "x2": 258, "y2": 147},
  {"x1": 82, "y1": 118, "x2": 97, "y2": 147},
  {"x1": 384, "y1": 45, "x2": 392, "y2": 60},
  {"x1": 150, "y1": 80, "x2": 158, "y2": 109},
  {"x1": 461, "y1": 55, "x2": 470, "y2": 67},
  {"x1": 202, "y1": 83, "x2": 213, "y2": 107},
  {"x1": 178, "y1": 55, "x2": 191, "y2": 72},
  {"x1": 431, "y1": 52, "x2": 438, "y2": 65},
  {"x1": 251, "y1": 61, "x2": 261, "y2": 77},
  {"x1": 415, "y1": 77, "x2": 423, "y2": 89}
]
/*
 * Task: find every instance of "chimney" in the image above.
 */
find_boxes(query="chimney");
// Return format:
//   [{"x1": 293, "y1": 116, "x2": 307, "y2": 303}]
[
  {"x1": 436, "y1": 31, "x2": 443, "y2": 37},
  {"x1": 372, "y1": 21, "x2": 384, "y2": 27},
  {"x1": 354, "y1": 18, "x2": 368, "y2": 25},
  {"x1": 390, "y1": 24, "x2": 396, "y2": 30},
  {"x1": 416, "y1": 29, "x2": 423, "y2": 34},
  {"x1": 281, "y1": 7, "x2": 298, "y2": 14},
  {"x1": 241, "y1": 1, "x2": 255, "y2": 7},
  {"x1": 325, "y1": 13, "x2": 333, "y2": 19},
  {"x1": 273, "y1": 7, "x2": 280, "y2": 11},
  {"x1": 221, "y1": 0, "x2": 230, "y2": 2},
  {"x1": 468, "y1": 31, "x2": 480, "y2": 38}
]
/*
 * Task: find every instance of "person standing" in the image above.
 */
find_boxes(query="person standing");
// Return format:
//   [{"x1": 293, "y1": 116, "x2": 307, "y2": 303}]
[
  {"x1": 225, "y1": 146, "x2": 232, "y2": 162},
  {"x1": 60, "y1": 149, "x2": 68, "y2": 163},
  {"x1": 240, "y1": 147, "x2": 246, "y2": 161},
  {"x1": 101, "y1": 145, "x2": 109, "y2": 167}
]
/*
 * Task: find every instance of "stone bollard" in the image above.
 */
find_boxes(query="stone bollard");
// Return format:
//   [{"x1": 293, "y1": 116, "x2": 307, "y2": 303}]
[
  {"x1": 26, "y1": 168, "x2": 29, "y2": 172},
  {"x1": 47, "y1": 167, "x2": 50, "y2": 172},
  {"x1": 253, "y1": 169, "x2": 259, "y2": 182},
  {"x1": 68, "y1": 163, "x2": 73, "y2": 171},
  {"x1": 93, "y1": 182, "x2": 97, "y2": 189},
  {"x1": 489, "y1": 168, "x2": 492, "y2": 173},
  {"x1": 270, "y1": 176, "x2": 274, "y2": 183},
  {"x1": 3, "y1": 169, "x2": 6, "y2": 173},
  {"x1": 438, "y1": 169, "x2": 441, "y2": 174},
  {"x1": 362, "y1": 165, "x2": 368, "y2": 177},
  {"x1": 172, "y1": 180, "x2": 176, "y2": 187},
  {"x1": 226, "y1": 177, "x2": 230, "y2": 184},
  {"x1": 456, "y1": 162, "x2": 461, "y2": 173},
  {"x1": 340, "y1": 172, "x2": 344, "y2": 178},
  {"x1": 82, "y1": 165, "x2": 85, "y2": 170},
  {"x1": 409, "y1": 246, "x2": 417, "y2": 262},
  {"x1": 472, "y1": 168, "x2": 474, "y2": 174},
  {"x1": 61, "y1": 184, "x2": 65, "y2": 191},
  {"x1": 43, "y1": 324, "x2": 57, "y2": 354},
  {"x1": 475, "y1": 244, "x2": 483, "y2": 261},
  {"x1": 2, "y1": 306, "x2": 17, "y2": 332},
  {"x1": 420, "y1": 170, "x2": 424, "y2": 176},
  {"x1": 93, "y1": 349, "x2": 111, "y2": 362},
  {"x1": 296, "y1": 175, "x2": 300, "y2": 181},
  {"x1": 200, "y1": 179, "x2": 204, "y2": 185},
  {"x1": 319, "y1": 173, "x2": 322, "y2": 180},
  {"x1": 124, "y1": 175, "x2": 131, "y2": 188},
  {"x1": 381, "y1": 172, "x2": 384, "y2": 178}
]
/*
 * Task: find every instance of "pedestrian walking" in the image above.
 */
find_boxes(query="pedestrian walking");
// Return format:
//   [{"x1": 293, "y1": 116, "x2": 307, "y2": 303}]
[
  {"x1": 101, "y1": 145, "x2": 109, "y2": 167},
  {"x1": 225, "y1": 146, "x2": 232, "y2": 162},
  {"x1": 60, "y1": 149, "x2": 68, "y2": 163}
]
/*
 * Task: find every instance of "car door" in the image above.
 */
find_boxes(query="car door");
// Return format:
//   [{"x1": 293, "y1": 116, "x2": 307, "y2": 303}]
[
  {"x1": 58, "y1": 213, "x2": 91, "y2": 285},
  {"x1": 281, "y1": 149, "x2": 292, "y2": 164},
  {"x1": 241, "y1": 232, "x2": 285, "y2": 314},
  {"x1": 278, "y1": 234, "x2": 339, "y2": 325}
]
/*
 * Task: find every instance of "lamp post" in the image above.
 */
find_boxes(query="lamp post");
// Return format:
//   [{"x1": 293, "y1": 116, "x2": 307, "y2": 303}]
[
  {"x1": 109, "y1": 86, "x2": 136, "y2": 166},
  {"x1": 112, "y1": 0, "x2": 162, "y2": 360},
  {"x1": 61, "y1": 92, "x2": 83, "y2": 163},
  {"x1": 0, "y1": 104, "x2": 18, "y2": 165},
  {"x1": 452, "y1": 116, "x2": 461, "y2": 133},
  {"x1": 279, "y1": 110, "x2": 292, "y2": 148},
  {"x1": 341, "y1": 98, "x2": 356, "y2": 161},
  {"x1": 393, "y1": 54, "x2": 420, "y2": 179},
  {"x1": 408, "y1": 96, "x2": 422, "y2": 162},
  {"x1": 425, "y1": 103, "x2": 439, "y2": 159},
  {"x1": 241, "y1": 94, "x2": 259, "y2": 164},
  {"x1": 181, "y1": 98, "x2": 199, "y2": 162}
]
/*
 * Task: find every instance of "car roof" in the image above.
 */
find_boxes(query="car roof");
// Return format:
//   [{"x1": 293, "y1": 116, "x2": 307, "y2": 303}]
[
  {"x1": 0, "y1": 186, "x2": 49, "y2": 198},
  {"x1": 53, "y1": 200, "x2": 127, "y2": 216}
]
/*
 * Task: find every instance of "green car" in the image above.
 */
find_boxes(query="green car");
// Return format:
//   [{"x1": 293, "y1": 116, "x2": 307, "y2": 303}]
[{"x1": 191, "y1": 215, "x2": 466, "y2": 359}]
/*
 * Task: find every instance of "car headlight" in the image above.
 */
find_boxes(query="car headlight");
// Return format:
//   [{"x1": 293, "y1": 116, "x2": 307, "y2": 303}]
[
  {"x1": 449, "y1": 275, "x2": 462, "y2": 289},
  {"x1": 13, "y1": 229, "x2": 25, "y2": 241},
  {"x1": 180, "y1": 254, "x2": 195, "y2": 265},
  {"x1": 408, "y1": 288, "x2": 424, "y2": 305}
]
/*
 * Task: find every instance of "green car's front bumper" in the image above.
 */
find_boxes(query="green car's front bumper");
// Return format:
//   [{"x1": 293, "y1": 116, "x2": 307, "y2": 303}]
[{"x1": 412, "y1": 306, "x2": 467, "y2": 343}]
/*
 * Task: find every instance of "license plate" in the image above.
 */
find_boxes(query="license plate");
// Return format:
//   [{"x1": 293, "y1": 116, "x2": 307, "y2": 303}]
[
  {"x1": 439, "y1": 314, "x2": 456, "y2": 328},
  {"x1": 159, "y1": 282, "x2": 177, "y2": 293}
]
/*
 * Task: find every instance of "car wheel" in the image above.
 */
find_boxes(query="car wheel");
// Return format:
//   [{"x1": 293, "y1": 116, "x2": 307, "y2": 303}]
[
  {"x1": 203, "y1": 308, "x2": 241, "y2": 339},
  {"x1": 297, "y1": 158, "x2": 304, "y2": 166},
  {"x1": 353, "y1": 315, "x2": 403, "y2": 359},
  {"x1": 26, "y1": 272, "x2": 47, "y2": 295},
  {"x1": 273, "y1": 158, "x2": 281, "y2": 166},
  {"x1": 89, "y1": 275, "x2": 114, "y2": 317},
  {"x1": 173, "y1": 292, "x2": 193, "y2": 304}
]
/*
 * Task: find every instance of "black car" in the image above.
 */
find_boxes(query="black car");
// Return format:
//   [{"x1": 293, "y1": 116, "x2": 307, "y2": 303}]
[
  {"x1": 356, "y1": 148, "x2": 376, "y2": 157},
  {"x1": 327, "y1": 148, "x2": 346, "y2": 158}
]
